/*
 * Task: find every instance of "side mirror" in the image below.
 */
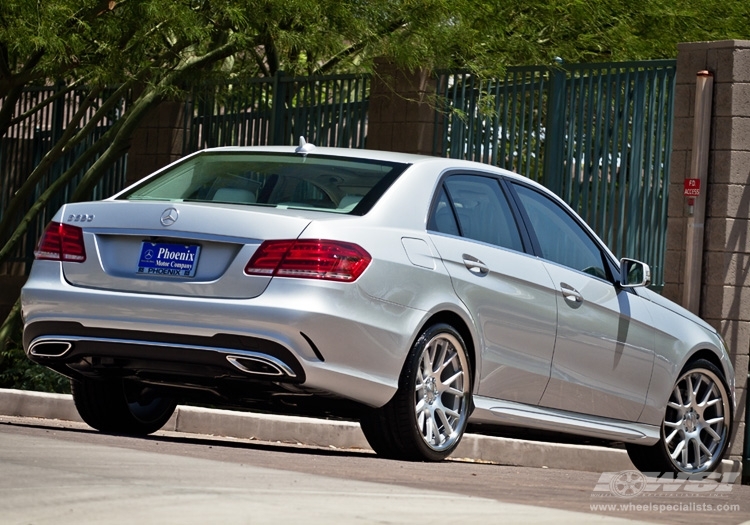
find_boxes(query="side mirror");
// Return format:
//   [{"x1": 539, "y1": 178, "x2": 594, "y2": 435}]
[{"x1": 619, "y1": 258, "x2": 651, "y2": 288}]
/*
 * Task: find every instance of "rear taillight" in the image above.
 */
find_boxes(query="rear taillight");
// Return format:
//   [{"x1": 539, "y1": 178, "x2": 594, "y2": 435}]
[
  {"x1": 245, "y1": 240, "x2": 371, "y2": 282},
  {"x1": 34, "y1": 221, "x2": 87, "y2": 263}
]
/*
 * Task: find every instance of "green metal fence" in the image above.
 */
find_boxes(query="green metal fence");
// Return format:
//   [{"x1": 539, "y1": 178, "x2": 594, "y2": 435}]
[
  {"x1": 434, "y1": 66, "x2": 549, "y2": 180},
  {"x1": 435, "y1": 60, "x2": 676, "y2": 290},
  {"x1": 3, "y1": 64, "x2": 676, "y2": 287},
  {"x1": 183, "y1": 72, "x2": 369, "y2": 153},
  {"x1": 0, "y1": 84, "x2": 129, "y2": 271}
]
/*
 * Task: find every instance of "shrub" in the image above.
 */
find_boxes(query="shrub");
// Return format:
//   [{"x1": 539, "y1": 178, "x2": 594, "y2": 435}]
[{"x1": 0, "y1": 324, "x2": 69, "y2": 394}]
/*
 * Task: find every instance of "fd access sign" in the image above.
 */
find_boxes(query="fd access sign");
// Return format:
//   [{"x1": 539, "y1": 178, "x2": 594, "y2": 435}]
[{"x1": 683, "y1": 178, "x2": 701, "y2": 197}]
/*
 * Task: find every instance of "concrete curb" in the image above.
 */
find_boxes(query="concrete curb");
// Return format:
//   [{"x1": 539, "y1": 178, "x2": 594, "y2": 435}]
[{"x1": 0, "y1": 388, "x2": 740, "y2": 476}]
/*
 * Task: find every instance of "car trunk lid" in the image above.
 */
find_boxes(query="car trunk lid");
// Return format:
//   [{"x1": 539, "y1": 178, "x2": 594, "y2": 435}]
[{"x1": 57, "y1": 201, "x2": 312, "y2": 299}]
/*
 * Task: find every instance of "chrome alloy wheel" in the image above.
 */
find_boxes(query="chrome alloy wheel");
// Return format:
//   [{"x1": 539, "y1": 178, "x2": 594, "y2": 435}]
[
  {"x1": 663, "y1": 367, "x2": 731, "y2": 473},
  {"x1": 413, "y1": 332, "x2": 470, "y2": 452}
]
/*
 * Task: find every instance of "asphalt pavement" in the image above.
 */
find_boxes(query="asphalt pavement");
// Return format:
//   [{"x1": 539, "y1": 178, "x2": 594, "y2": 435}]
[
  {"x1": 3, "y1": 425, "x2": 673, "y2": 525},
  {"x1": 0, "y1": 387, "x2": 740, "y2": 477}
]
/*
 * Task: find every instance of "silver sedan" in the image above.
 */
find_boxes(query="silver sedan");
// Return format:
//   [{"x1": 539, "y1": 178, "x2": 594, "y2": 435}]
[{"x1": 21, "y1": 143, "x2": 735, "y2": 474}]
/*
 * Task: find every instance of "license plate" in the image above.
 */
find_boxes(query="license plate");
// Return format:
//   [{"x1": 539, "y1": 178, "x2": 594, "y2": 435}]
[{"x1": 137, "y1": 242, "x2": 201, "y2": 277}]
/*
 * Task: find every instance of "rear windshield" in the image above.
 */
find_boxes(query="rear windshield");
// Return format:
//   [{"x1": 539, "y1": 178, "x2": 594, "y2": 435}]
[{"x1": 119, "y1": 151, "x2": 409, "y2": 215}]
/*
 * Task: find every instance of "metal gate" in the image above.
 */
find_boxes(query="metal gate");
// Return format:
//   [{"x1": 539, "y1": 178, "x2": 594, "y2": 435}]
[
  {"x1": 434, "y1": 60, "x2": 676, "y2": 290},
  {"x1": 3, "y1": 64, "x2": 675, "y2": 282},
  {"x1": 182, "y1": 72, "x2": 369, "y2": 153}
]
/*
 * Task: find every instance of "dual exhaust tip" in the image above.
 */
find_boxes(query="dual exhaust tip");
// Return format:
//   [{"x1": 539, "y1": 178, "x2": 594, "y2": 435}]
[{"x1": 27, "y1": 339, "x2": 294, "y2": 379}]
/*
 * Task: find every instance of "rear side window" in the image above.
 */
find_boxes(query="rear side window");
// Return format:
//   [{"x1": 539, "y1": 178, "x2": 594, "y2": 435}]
[
  {"x1": 513, "y1": 183, "x2": 608, "y2": 279},
  {"x1": 119, "y1": 152, "x2": 408, "y2": 215},
  {"x1": 429, "y1": 175, "x2": 523, "y2": 252}
]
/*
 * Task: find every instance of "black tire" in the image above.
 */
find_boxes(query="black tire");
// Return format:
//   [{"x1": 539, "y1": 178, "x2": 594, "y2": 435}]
[
  {"x1": 360, "y1": 323, "x2": 472, "y2": 461},
  {"x1": 71, "y1": 377, "x2": 177, "y2": 436},
  {"x1": 626, "y1": 359, "x2": 732, "y2": 474}
]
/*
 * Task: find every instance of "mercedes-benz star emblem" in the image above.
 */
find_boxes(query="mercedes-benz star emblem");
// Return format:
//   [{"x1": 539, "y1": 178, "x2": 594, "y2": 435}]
[{"x1": 160, "y1": 207, "x2": 179, "y2": 227}]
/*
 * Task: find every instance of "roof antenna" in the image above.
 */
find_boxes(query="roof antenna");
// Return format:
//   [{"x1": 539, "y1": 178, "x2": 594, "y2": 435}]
[{"x1": 295, "y1": 136, "x2": 316, "y2": 156}]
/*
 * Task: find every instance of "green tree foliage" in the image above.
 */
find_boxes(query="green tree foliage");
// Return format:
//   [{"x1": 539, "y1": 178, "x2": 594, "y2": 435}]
[{"x1": 0, "y1": 0, "x2": 749, "y2": 387}]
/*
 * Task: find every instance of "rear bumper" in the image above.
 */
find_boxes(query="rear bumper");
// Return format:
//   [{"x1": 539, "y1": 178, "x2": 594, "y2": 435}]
[
  {"x1": 21, "y1": 261, "x2": 426, "y2": 408},
  {"x1": 25, "y1": 321, "x2": 305, "y2": 382}
]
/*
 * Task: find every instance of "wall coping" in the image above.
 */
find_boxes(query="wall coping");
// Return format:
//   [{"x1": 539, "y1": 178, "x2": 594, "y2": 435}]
[{"x1": 677, "y1": 40, "x2": 750, "y2": 52}]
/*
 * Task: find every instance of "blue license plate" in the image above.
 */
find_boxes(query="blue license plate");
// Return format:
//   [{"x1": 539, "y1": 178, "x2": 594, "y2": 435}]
[{"x1": 137, "y1": 242, "x2": 201, "y2": 277}]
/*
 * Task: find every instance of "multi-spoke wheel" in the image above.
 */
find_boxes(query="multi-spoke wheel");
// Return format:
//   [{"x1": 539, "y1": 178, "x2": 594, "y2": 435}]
[
  {"x1": 413, "y1": 328, "x2": 470, "y2": 453},
  {"x1": 626, "y1": 359, "x2": 732, "y2": 474},
  {"x1": 360, "y1": 323, "x2": 472, "y2": 461}
]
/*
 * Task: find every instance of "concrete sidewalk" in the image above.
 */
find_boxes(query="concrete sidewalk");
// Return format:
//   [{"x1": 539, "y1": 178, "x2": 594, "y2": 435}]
[{"x1": 0, "y1": 387, "x2": 736, "y2": 476}]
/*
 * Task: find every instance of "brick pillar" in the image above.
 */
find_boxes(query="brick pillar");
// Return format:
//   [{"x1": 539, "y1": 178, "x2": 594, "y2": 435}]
[
  {"x1": 665, "y1": 40, "x2": 750, "y2": 472},
  {"x1": 125, "y1": 101, "x2": 186, "y2": 186},
  {"x1": 366, "y1": 59, "x2": 439, "y2": 155}
]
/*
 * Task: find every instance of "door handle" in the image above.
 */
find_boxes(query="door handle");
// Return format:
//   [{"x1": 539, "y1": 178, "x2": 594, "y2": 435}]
[
  {"x1": 462, "y1": 254, "x2": 489, "y2": 276},
  {"x1": 560, "y1": 282, "x2": 583, "y2": 305}
]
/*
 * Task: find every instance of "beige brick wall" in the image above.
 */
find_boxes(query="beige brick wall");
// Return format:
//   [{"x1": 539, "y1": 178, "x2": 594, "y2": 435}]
[
  {"x1": 125, "y1": 101, "x2": 185, "y2": 186},
  {"x1": 665, "y1": 40, "x2": 750, "y2": 469},
  {"x1": 366, "y1": 59, "x2": 439, "y2": 155}
]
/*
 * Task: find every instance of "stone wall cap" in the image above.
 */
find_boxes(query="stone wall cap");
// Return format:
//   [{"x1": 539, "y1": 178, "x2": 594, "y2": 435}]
[{"x1": 677, "y1": 40, "x2": 750, "y2": 52}]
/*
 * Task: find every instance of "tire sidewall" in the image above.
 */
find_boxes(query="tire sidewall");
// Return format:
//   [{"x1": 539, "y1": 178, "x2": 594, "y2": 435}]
[{"x1": 72, "y1": 378, "x2": 176, "y2": 435}]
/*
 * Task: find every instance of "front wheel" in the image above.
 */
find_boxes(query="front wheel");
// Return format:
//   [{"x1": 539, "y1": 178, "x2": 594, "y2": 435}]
[
  {"x1": 626, "y1": 359, "x2": 732, "y2": 474},
  {"x1": 360, "y1": 323, "x2": 472, "y2": 461},
  {"x1": 71, "y1": 377, "x2": 177, "y2": 436}
]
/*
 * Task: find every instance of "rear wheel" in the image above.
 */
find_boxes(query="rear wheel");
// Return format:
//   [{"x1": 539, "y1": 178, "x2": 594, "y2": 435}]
[
  {"x1": 71, "y1": 377, "x2": 177, "y2": 435},
  {"x1": 626, "y1": 359, "x2": 731, "y2": 474},
  {"x1": 360, "y1": 323, "x2": 472, "y2": 461}
]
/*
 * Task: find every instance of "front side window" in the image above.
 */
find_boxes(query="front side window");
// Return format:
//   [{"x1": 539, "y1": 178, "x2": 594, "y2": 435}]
[
  {"x1": 429, "y1": 175, "x2": 523, "y2": 252},
  {"x1": 119, "y1": 152, "x2": 408, "y2": 215},
  {"x1": 513, "y1": 183, "x2": 608, "y2": 279}
]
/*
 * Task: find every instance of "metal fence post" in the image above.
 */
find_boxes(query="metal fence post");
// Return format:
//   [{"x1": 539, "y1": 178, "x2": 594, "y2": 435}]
[
  {"x1": 270, "y1": 71, "x2": 287, "y2": 145},
  {"x1": 542, "y1": 62, "x2": 567, "y2": 196}
]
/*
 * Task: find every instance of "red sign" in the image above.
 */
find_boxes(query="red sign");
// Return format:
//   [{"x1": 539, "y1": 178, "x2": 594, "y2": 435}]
[{"x1": 684, "y1": 178, "x2": 701, "y2": 197}]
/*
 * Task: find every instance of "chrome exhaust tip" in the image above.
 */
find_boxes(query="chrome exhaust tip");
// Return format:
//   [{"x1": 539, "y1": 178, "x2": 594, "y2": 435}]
[
  {"x1": 226, "y1": 355, "x2": 291, "y2": 377},
  {"x1": 29, "y1": 340, "x2": 73, "y2": 358}
]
